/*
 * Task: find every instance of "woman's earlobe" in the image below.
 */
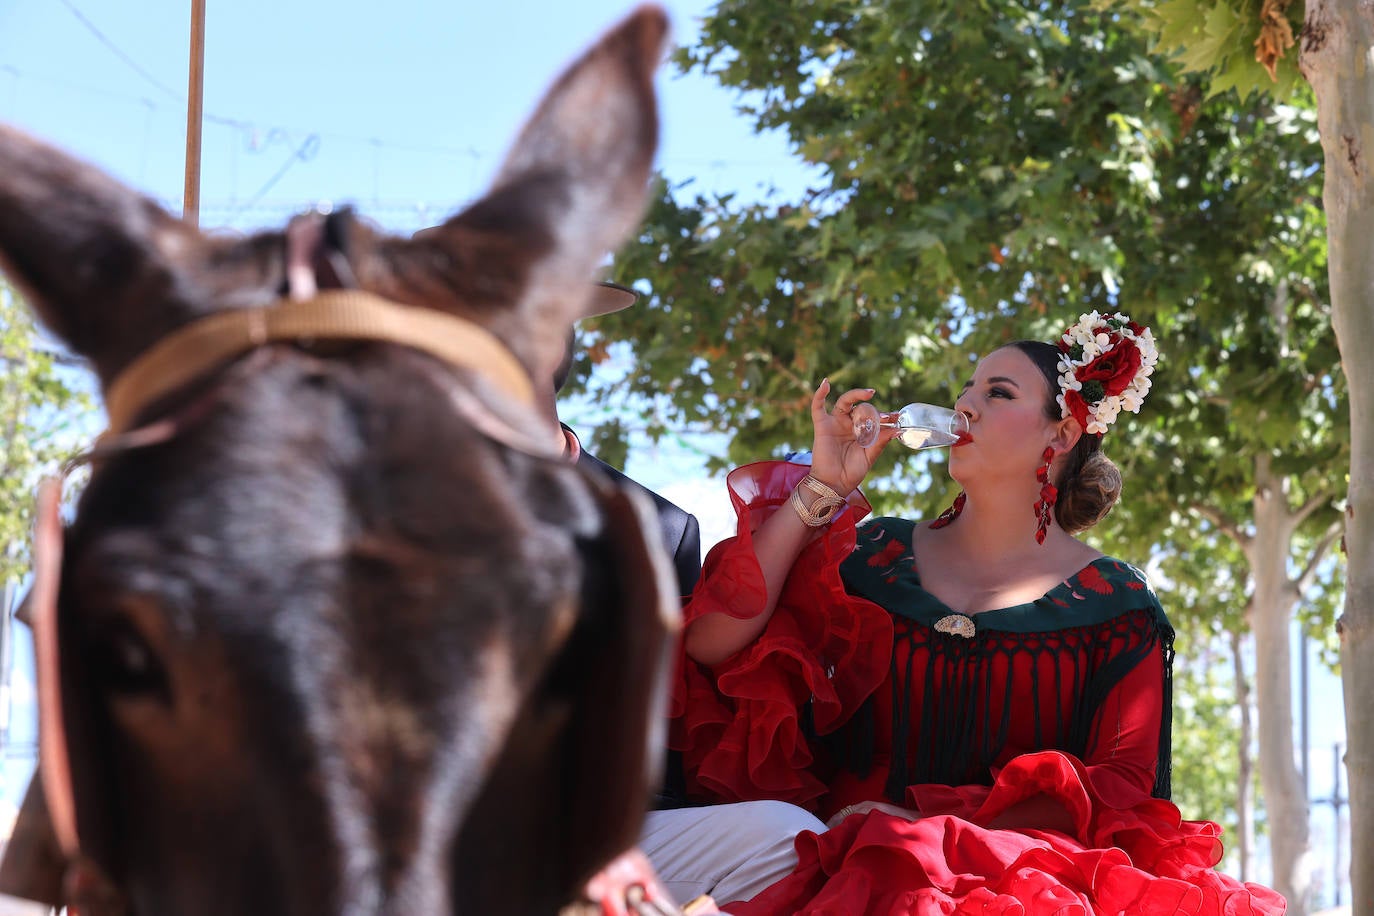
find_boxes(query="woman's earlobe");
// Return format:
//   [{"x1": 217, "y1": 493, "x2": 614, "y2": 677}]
[{"x1": 1053, "y1": 418, "x2": 1084, "y2": 452}]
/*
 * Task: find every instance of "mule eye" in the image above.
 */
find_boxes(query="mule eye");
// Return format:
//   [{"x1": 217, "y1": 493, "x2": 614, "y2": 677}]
[{"x1": 86, "y1": 617, "x2": 170, "y2": 701}]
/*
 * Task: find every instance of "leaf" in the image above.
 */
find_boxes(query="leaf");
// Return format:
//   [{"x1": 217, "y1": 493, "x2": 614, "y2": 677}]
[
  {"x1": 1172, "y1": 3, "x2": 1245, "y2": 75},
  {"x1": 0, "y1": 281, "x2": 95, "y2": 583}
]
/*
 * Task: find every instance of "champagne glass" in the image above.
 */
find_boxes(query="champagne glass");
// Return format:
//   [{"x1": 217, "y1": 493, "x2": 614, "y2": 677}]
[{"x1": 850, "y1": 402, "x2": 970, "y2": 450}]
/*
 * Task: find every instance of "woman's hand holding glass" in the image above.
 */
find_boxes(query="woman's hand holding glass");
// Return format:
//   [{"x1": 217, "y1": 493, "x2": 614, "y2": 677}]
[{"x1": 807, "y1": 380, "x2": 893, "y2": 496}]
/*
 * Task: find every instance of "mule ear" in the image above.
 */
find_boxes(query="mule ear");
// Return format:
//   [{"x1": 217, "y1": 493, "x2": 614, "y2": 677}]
[
  {"x1": 558, "y1": 473, "x2": 680, "y2": 888},
  {"x1": 415, "y1": 5, "x2": 666, "y2": 387},
  {"x1": 449, "y1": 473, "x2": 679, "y2": 914},
  {"x1": 0, "y1": 124, "x2": 213, "y2": 384}
]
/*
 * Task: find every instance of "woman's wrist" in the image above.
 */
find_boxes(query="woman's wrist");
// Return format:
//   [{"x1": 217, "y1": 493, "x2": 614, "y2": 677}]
[
  {"x1": 789, "y1": 474, "x2": 847, "y2": 527},
  {"x1": 800, "y1": 457, "x2": 852, "y2": 498}
]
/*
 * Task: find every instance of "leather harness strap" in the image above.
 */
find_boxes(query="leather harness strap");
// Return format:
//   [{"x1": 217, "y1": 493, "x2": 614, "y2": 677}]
[{"x1": 102, "y1": 289, "x2": 538, "y2": 437}]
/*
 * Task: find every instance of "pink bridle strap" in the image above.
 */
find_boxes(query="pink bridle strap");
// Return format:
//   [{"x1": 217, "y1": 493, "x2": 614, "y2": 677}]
[
  {"x1": 32, "y1": 478, "x2": 78, "y2": 861},
  {"x1": 25, "y1": 390, "x2": 284, "y2": 871}
]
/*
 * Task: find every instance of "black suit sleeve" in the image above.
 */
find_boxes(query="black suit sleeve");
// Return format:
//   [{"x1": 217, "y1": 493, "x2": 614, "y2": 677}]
[
  {"x1": 575, "y1": 450, "x2": 702, "y2": 597},
  {"x1": 574, "y1": 446, "x2": 704, "y2": 808},
  {"x1": 672, "y1": 513, "x2": 702, "y2": 597}
]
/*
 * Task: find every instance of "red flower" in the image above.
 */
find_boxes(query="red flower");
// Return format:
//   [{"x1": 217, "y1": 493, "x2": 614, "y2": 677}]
[
  {"x1": 1061, "y1": 389, "x2": 1092, "y2": 428},
  {"x1": 1075, "y1": 339, "x2": 1142, "y2": 398}
]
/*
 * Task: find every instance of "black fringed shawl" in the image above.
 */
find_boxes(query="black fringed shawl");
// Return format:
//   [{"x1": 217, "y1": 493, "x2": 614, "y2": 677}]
[{"x1": 831, "y1": 518, "x2": 1175, "y2": 804}]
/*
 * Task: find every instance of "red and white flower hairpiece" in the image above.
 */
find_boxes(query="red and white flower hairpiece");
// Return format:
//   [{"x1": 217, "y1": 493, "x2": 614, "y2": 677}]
[{"x1": 1055, "y1": 311, "x2": 1159, "y2": 436}]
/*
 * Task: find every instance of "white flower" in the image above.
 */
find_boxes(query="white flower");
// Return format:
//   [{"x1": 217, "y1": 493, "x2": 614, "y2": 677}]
[{"x1": 1053, "y1": 310, "x2": 1161, "y2": 435}]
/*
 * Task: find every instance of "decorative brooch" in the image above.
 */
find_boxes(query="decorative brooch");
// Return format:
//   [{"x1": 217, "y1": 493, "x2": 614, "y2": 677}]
[{"x1": 933, "y1": 614, "x2": 976, "y2": 638}]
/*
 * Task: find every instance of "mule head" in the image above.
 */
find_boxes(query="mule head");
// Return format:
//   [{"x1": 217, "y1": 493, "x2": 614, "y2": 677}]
[{"x1": 0, "y1": 7, "x2": 675, "y2": 915}]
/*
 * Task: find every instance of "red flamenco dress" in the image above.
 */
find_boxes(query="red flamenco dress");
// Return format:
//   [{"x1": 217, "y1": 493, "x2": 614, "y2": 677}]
[{"x1": 670, "y1": 461, "x2": 1285, "y2": 915}]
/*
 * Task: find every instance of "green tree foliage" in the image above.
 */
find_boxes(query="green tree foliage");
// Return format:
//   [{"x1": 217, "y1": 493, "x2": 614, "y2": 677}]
[
  {"x1": 1172, "y1": 637, "x2": 1250, "y2": 860},
  {"x1": 1108, "y1": 0, "x2": 1307, "y2": 100},
  {"x1": 0, "y1": 280, "x2": 92, "y2": 584},
  {"x1": 1158, "y1": 533, "x2": 1263, "y2": 875},
  {"x1": 603, "y1": 1, "x2": 1191, "y2": 480}
]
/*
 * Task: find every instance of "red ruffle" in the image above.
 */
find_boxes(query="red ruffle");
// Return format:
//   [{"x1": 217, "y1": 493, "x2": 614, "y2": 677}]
[
  {"x1": 728, "y1": 753, "x2": 1286, "y2": 915},
  {"x1": 669, "y1": 462, "x2": 891, "y2": 808}
]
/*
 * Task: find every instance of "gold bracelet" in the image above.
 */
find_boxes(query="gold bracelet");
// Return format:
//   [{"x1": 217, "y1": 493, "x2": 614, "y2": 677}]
[{"x1": 789, "y1": 474, "x2": 846, "y2": 527}]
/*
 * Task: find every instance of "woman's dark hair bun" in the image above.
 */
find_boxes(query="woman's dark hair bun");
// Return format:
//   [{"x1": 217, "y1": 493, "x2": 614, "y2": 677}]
[{"x1": 1055, "y1": 449, "x2": 1121, "y2": 534}]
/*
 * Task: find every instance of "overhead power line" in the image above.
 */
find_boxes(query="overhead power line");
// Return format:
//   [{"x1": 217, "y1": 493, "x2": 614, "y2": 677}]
[
  {"x1": 3, "y1": 60, "x2": 793, "y2": 171},
  {"x1": 57, "y1": 0, "x2": 184, "y2": 105}
]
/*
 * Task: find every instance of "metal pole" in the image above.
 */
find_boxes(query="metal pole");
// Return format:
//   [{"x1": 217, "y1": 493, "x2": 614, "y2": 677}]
[
  {"x1": 1335, "y1": 742, "x2": 1346, "y2": 907},
  {"x1": 1300, "y1": 626, "x2": 1309, "y2": 798},
  {"x1": 0, "y1": 581, "x2": 14, "y2": 752},
  {"x1": 183, "y1": 0, "x2": 206, "y2": 226}
]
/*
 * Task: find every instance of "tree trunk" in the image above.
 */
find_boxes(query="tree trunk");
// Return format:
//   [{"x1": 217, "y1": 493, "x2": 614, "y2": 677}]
[
  {"x1": 1301, "y1": 2, "x2": 1373, "y2": 911},
  {"x1": 1233, "y1": 627, "x2": 1255, "y2": 882},
  {"x1": 1249, "y1": 455, "x2": 1310, "y2": 913}
]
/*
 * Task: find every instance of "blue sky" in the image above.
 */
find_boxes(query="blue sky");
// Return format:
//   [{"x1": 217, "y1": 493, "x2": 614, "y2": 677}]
[{"x1": 0, "y1": 0, "x2": 809, "y2": 229}]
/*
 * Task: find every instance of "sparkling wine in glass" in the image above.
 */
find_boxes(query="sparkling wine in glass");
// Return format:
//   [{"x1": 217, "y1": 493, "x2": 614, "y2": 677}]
[{"x1": 851, "y1": 402, "x2": 970, "y2": 450}]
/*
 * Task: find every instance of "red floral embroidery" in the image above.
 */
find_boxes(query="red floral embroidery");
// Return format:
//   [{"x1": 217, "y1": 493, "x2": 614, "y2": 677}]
[
  {"x1": 1078, "y1": 564, "x2": 1113, "y2": 595},
  {"x1": 868, "y1": 538, "x2": 907, "y2": 568}
]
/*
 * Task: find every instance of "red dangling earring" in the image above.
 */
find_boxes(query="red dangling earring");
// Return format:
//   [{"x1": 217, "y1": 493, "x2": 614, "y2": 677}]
[
  {"x1": 1033, "y1": 446, "x2": 1057, "y2": 545},
  {"x1": 930, "y1": 491, "x2": 966, "y2": 529}
]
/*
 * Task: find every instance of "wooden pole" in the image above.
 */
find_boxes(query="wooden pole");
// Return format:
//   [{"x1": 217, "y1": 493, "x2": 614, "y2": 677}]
[{"x1": 183, "y1": 0, "x2": 206, "y2": 226}]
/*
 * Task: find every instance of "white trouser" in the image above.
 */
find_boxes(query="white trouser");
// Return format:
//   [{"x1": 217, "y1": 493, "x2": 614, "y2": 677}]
[{"x1": 638, "y1": 801, "x2": 826, "y2": 907}]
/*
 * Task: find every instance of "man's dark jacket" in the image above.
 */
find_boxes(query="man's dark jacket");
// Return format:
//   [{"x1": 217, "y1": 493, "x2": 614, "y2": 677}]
[
  {"x1": 570, "y1": 429, "x2": 702, "y2": 808},
  {"x1": 575, "y1": 450, "x2": 701, "y2": 597}
]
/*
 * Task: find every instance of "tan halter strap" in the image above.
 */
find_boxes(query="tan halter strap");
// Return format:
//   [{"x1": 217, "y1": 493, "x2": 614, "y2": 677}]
[{"x1": 102, "y1": 290, "x2": 537, "y2": 438}]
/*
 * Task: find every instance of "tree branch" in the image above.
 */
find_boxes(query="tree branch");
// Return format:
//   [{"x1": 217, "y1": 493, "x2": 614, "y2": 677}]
[
  {"x1": 1296, "y1": 518, "x2": 1344, "y2": 594},
  {"x1": 1293, "y1": 489, "x2": 1337, "y2": 529},
  {"x1": 1191, "y1": 502, "x2": 1250, "y2": 548}
]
